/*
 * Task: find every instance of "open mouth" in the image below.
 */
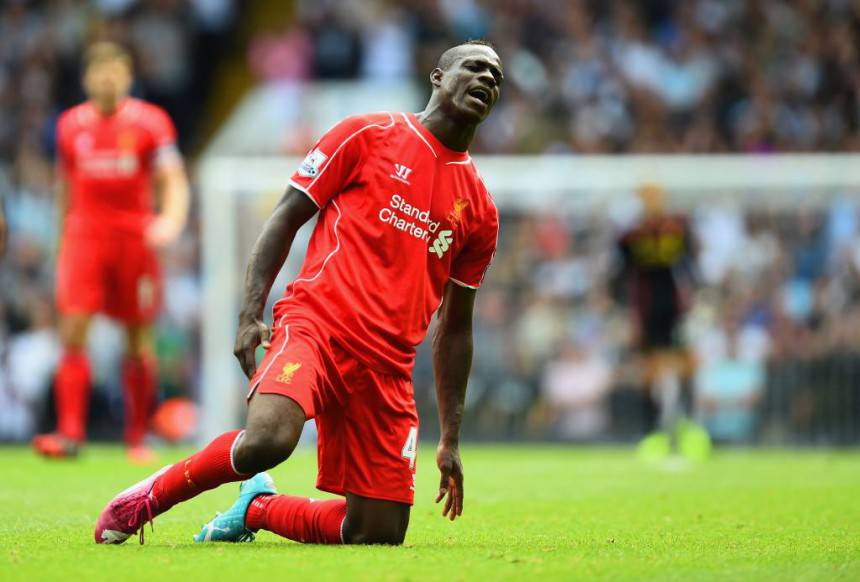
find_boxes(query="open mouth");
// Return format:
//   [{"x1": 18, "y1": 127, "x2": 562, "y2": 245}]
[{"x1": 467, "y1": 87, "x2": 491, "y2": 105}]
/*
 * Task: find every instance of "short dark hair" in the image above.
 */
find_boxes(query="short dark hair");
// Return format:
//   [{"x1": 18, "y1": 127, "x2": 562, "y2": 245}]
[{"x1": 437, "y1": 40, "x2": 497, "y2": 70}]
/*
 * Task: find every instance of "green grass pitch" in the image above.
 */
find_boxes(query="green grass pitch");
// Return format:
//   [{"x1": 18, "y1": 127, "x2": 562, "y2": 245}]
[{"x1": 0, "y1": 445, "x2": 858, "y2": 581}]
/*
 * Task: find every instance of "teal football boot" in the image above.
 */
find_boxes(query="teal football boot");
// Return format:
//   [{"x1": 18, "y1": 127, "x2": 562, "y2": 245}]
[
  {"x1": 677, "y1": 418, "x2": 712, "y2": 462},
  {"x1": 194, "y1": 472, "x2": 277, "y2": 542},
  {"x1": 636, "y1": 430, "x2": 671, "y2": 462}
]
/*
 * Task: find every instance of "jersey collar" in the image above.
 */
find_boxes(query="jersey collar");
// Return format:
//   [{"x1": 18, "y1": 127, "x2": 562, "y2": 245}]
[{"x1": 404, "y1": 112, "x2": 471, "y2": 163}]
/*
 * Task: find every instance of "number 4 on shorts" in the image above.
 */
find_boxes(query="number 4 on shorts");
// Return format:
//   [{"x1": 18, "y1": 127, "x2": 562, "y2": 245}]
[{"x1": 401, "y1": 427, "x2": 418, "y2": 469}]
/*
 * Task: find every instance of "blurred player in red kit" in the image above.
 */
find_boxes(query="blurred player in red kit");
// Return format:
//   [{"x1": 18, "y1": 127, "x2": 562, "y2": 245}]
[
  {"x1": 95, "y1": 40, "x2": 502, "y2": 546},
  {"x1": 617, "y1": 184, "x2": 710, "y2": 460},
  {"x1": 33, "y1": 43, "x2": 189, "y2": 463}
]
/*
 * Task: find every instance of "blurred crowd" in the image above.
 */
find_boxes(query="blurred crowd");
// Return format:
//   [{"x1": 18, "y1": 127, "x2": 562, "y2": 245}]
[
  {"x1": 250, "y1": 0, "x2": 860, "y2": 153},
  {"x1": 411, "y1": 200, "x2": 860, "y2": 444},
  {"x1": 2, "y1": 0, "x2": 860, "y2": 442}
]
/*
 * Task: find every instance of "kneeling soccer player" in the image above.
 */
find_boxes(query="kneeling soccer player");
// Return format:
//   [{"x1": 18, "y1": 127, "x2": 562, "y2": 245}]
[{"x1": 95, "y1": 40, "x2": 503, "y2": 545}]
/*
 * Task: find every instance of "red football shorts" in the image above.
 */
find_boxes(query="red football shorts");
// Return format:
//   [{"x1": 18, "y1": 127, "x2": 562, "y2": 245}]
[
  {"x1": 56, "y1": 230, "x2": 162, "y2": 324},
  {"x1": 248, "y1": 323, "x2": 419, "y2": 505}
]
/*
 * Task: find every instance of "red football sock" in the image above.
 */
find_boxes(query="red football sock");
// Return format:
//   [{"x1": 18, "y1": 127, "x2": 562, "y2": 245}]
[
  {"x1": 152, "y1": 429, "x2": 247, "y2": 510},
  {"x1": 123, "y1": 355, "x2": 157, "y2": 447},
  {"x1": 246, "y1": 494, "x2": 346, "y2": 544},
  {"x1": 55, "y1": 350, "x2": 91, "y2": 442}
]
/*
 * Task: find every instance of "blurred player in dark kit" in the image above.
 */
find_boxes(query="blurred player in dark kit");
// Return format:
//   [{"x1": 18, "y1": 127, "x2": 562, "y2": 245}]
[{"x1": 617, "y1": 184, "x2": 711, "y2": 460}]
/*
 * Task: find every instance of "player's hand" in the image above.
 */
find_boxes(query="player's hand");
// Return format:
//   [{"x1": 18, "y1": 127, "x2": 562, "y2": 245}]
[
  {"x1": 435, "y1": 441, "x2": 464, "y2": 521},
  {"x1": 233, "y1": 317, "x2": 271, "y2": 379},
  {"x1": 145, "y1": 215, "x2": 183, "y2": 249}
]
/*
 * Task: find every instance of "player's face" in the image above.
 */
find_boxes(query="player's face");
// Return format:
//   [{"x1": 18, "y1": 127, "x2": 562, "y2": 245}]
[
  {"x1": 84, "y1": 60, "x2": 132, "y2": 104},
  {"x1": 436, "y1": 47, "x2": 504, "y2": 124},
  {"x1": 639, "y1": 185, "x2": 666, "y2": 217}
]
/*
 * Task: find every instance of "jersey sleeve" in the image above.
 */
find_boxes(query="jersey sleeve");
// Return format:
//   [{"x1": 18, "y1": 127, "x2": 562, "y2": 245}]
[
  {"x1": 146, "y1": 106, "x2": 179, "y2": 167},
  {"x1": 288, "y1": 115, "x2": 375, "y2": 208},
  {"x1": 450, "y1": 199, "x2": 499, "y2": 289}
]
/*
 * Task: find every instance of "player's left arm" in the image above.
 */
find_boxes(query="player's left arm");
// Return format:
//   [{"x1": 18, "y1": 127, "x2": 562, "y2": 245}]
[
  {"x1": 145, "y1": 107, "x2": 190, "y2": 248},
  {"x1": 676, "y1": 217, "x2": 700, "y2": 310},
  {"x1": 433, "y1": 281, "x2": 477, "y2": 521},
  {"x1": 681, "y1": 217, "x2": 700, "y2": 284},
  {"x1": 433, "y1": 192, "x2": 498, "y2": 521},
  {"x1": 147, "y1": 154, "x2": 190, "y2": 248}
]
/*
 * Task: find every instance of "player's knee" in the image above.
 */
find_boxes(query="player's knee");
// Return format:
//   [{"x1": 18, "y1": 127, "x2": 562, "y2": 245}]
[
  {"x1": 234, "y1": 425, "x2": 299, "y2": 473},
  {"x1": 124, "y1": 326, "x2": 154, "y2": 358},
  {"x1": 344, "y1": 518, "x2": 407, "y2": 545},
  {"x1": 60, "y1": 316, "x2": 90, "y2": 350},
  {"x1": 238, "y1": 393, "x2": 306, "y2": 473},
  {"x1": 347, "y1": 524, "x2": 406, "y2": 546}
]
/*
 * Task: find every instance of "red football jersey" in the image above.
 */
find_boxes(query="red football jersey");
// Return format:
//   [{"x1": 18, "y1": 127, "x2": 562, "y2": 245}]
[
  {"x1": 277, "y1": 112, "x2": 499, "y2": 376},
  {"x1": 56, "y1": 97, "x2": 178, "y2": 234}
]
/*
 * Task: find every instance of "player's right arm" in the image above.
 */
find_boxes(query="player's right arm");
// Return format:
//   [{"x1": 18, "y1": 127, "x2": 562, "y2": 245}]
[
  {"x1": 234, "y1": 187, "x2": 318, "y2": 378},
  {"x1": 235, "y1": 115, "x2": 372, "y2": 378},
  {"x1": 55, "y1": 113, "x2": 72, "y2": 234},
  {"x1": 55, "y1": 171, "x2": 68, "y2": 234}
]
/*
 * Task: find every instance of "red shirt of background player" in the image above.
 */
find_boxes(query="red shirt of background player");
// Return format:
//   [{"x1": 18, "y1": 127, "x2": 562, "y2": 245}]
[
  {"x1": 56, "y1": 97, "x2": 178, "y2": 235},
  {"x1": 54, "y1": 97, "x2": 179, "y2": 324}
]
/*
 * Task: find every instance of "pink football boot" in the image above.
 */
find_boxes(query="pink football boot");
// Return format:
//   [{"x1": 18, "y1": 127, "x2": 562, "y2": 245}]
[{"x1": 94, "y1": 465, "x2": 169, "y2": 544}]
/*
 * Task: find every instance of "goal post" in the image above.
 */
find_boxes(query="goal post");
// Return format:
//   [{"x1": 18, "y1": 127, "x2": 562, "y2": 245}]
[{"x1": 196, "y1": 154, "x2": 860, "y2": 442}]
